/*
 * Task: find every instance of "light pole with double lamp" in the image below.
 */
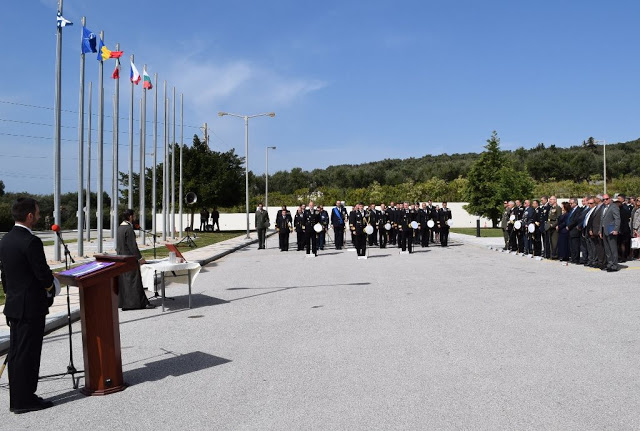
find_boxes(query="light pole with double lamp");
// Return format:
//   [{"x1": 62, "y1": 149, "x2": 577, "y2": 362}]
[
  {"x1": 595, "y1": 139, "x2": 607, "y2": 194},
  {"x1": 218, "y1": 111, "x2": 276, "y2": 239}
]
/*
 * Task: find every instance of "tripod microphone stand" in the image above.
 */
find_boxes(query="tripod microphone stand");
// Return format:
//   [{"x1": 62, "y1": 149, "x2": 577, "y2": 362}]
[
  {"x1": 137, "y1": 226, "x2": 158, "y2": 259},
  {"x1": 39, "y1": 226, "x2": 83, "y2": 389}
]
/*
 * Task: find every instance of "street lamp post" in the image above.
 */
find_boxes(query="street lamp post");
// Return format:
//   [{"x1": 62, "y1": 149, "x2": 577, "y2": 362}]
[
  {"x1": 218, "y1": 111, "x2": 276, "y2": 239},
  {"x1": 595, "y1": 139, "x2": 607, "y2": 193},
  {"x1": 265, "y1": 146, "x2": 276, "y2": 211}
]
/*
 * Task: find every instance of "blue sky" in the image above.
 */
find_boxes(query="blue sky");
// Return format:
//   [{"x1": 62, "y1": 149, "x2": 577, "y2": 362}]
[{"x1": 2, "y1": 1, "x2": 640, "y2": 194}]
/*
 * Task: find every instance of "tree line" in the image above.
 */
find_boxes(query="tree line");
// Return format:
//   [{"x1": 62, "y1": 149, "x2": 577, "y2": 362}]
[{"x1": 2, "y1": 133, "x2": 640, "y2": 231}]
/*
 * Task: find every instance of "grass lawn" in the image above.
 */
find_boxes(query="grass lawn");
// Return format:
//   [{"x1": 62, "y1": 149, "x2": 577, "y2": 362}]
[
  {"x1": 450, "y1": 227, "x2": 503, "y2": 237},
  {"x1": 140, "y1": 230, "x2": 245, "y2": 259}
]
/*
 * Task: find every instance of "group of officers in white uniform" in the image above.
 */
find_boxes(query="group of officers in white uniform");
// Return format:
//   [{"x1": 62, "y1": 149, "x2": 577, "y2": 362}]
[{"x1": 274, "y1": 200, "x2": 453, "y2": 258}]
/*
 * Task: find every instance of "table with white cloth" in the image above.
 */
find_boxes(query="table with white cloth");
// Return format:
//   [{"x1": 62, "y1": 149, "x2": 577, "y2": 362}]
[{"x1": 140, "y1": 261, "x2": 201, "y2": 311}]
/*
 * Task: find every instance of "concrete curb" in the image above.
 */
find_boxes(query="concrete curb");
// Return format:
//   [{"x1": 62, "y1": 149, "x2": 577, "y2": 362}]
[{"x1": 0, "y1": 232, "x2": 272, "y2": 356}]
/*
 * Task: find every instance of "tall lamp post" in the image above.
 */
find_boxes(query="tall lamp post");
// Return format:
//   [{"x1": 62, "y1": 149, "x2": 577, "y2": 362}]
[
  {"x1": 218, "y1": 111, "x2": 276, "y2": 239},
  {"x1": 265, "y1": 146, "x2": 277, "y2": 211},
  {"x1": 595, "y1": 139, "x2": 607, "y2": 193}
]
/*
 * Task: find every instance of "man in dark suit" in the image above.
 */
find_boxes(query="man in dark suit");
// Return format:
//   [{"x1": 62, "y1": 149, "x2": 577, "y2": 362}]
[
  {"x1": 330, "y1": 200, "x2": 347, "y2": 250},
  {"x1": 254, "y1": 203, "x2": 270, "y2": 249},
  {"x1": 0, "y1": 198, "x2": 57, "y2": 413},
  {"x1": 565, "y1": 198, "x2": 585, "y2": 264},
  {"x1": 438, "y1": 202, "x2": 453, "y2": 247},
  {"x1": 275, "y1": 207, "x2": 292, "y2": 251},
  {"x1": 589, "y1": 195, "x2": 606, "y2": 269},
  {"x1": 600, "y1": 194, "x2": 621, "y2": 271}
]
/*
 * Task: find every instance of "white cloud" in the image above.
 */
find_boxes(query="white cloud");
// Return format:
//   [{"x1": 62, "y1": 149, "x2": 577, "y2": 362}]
[{"x1": 163, "y1": 56, "x2": 327, "y2": 113}]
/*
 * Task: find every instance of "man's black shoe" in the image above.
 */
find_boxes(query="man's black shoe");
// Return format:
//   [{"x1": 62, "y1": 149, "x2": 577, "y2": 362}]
[{"x1": 11, "y1": 399, "x2": 54, "y2": 414}]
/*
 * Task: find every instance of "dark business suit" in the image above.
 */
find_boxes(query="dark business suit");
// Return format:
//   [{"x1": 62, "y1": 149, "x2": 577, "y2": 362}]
[
  {"x1": 566, "y1": 206, "x2": 585, "y2": 263},
  {"x1": 589, "y1": 204, "x2": 606, "y2": 268},
  {"x1": 0, "y1": 225, "x2": 55, "y2": 409},
  {"x1": 601, "y1": 203, "x2": 621, "y2": 270}
]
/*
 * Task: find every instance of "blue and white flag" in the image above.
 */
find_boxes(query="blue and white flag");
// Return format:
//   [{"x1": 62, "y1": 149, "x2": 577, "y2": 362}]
[
  {"x1": 82, "y1": 26, "x2": 97, "y2": 53},
  {"x1": 57, "y1": 12, "x2": 73, "y2": 28}
]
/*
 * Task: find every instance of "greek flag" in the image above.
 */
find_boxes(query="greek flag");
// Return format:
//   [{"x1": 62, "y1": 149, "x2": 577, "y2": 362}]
[{"x1": 57, "y1": 12, "x2": 73, "y2": 28}]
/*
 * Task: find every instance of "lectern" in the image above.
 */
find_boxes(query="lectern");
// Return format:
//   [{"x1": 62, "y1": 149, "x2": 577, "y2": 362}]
[{"x1": 55, "y1": 254, "x2": 138, "y2": 396}]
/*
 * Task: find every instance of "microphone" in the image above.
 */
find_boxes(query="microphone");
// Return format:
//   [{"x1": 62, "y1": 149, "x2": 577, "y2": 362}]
[
  {"x1": 135, "y1": 224, "x2": 158, "y2": 237},
  {"x1": 51, "y1": 224, "x2": 75, "y2": 263}
]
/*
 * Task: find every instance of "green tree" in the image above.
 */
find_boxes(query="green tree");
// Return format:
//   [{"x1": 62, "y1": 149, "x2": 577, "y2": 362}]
[
  {"x1": 464, "y1": 131, "x2": 534, "y2": 227},
  {"x1": 0, "y1": 180, "x2": 5, "y2": 197}
]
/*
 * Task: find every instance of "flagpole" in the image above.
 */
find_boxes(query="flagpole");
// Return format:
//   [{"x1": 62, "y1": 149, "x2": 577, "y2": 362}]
[
  {"x1": 152, "y1": 73, "x2": 158, "y2": 237},
  {"x1": 86, "y1": 81, "x2": 92, "y2": 243},
  {"x1": 128, "y1": 54, "x2": 135, "y2": 209},
  {"x1": 162, "y1": 81, "x2": 168, "y2": 242},
  {"x1": 77, "y1": 16, "x2": 86, "y2": 257},
  {"x1": 97, "y1": 31, "x2": 105, "y2": 253},
  {"x1": 171, "y1": 86, "x2": 176, "y2": 238},
  {"x1": 53, "y1": 0, "x2": 64, "y2": 262},
  {"x1": 139, "y1": 97, "x2": 144, "y2": 242},
  {"x1": 140, "y1": 65, "x2": 147, "y2": 245},
  {"x1": 112, "y1": 43, "x2": 120, "y2": 251},
  {"x1": 179, "y1": 93, "x2": 183, "y2": 238}
]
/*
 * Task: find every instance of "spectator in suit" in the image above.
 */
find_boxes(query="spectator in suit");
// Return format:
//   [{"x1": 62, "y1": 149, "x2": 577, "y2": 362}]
[
  {"x1": 600, "y1": 194, "x2": 621, "y2": 272},
  {"x1": 616, "y1": 194, "x2": 631, "y2": 262},
  {"x1": 0, "y1": 197, "x2": 58, "y2": 413}
]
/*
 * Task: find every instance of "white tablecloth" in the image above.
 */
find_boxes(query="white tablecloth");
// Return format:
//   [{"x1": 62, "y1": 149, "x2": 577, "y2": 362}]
[{"x1": 140, "y1": 261, "x2": 201, "y2": 290}]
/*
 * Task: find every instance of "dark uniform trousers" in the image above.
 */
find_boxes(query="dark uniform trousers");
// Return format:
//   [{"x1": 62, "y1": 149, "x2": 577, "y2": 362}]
[
  {"x1": 379, "y1": 227, "x2": 387, "y2": 248},
  {"x1": 399, "y1": 229, "x2": 413, "y2": 253},
  {"x1": 334, "y1": 226, "x2": 344, "y2": 249},
  {"x1": 354, "y1": 233, "x2": 367, "y2": 256},
  {"x1": 304, "y1": 229, "x2": 317, "y2": 255},
  {"x1": 278, "y1": 230, "x2": 289, "y2": 251},
  {"x1": 421, "y1": 226, "x2": 429, "y2": 247},
  {"x1": 8, "y1": 316, "x2": 46, "y2": 408}
]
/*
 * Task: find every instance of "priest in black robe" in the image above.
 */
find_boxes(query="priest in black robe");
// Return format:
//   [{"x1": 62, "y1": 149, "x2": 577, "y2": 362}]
[{"x1": 116, "y1": 209, "x2": 154, "y2": 310}]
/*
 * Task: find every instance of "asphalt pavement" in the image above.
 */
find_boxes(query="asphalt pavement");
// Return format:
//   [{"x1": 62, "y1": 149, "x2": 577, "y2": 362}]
[{"x1": 1, "y1": 233, "x2": 639, "y2": 430}]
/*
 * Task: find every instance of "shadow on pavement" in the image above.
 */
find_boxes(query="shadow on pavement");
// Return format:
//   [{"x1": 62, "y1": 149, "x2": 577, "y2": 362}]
[
  {"x1": 226, "y1": 282, "x2": 372, "y2": 302},
  {"x1": 124, "y1": 350, "x2": 231, "y2": 385}
]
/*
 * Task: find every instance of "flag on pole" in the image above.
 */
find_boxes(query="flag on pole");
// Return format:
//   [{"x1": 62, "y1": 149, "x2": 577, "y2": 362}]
[
  {"x1": 82, "y1": 26, "x2": 97, "y2": 53},
  {"x1": 143, "y1": 68, "x2": 153, "y2": 90},
  {"x1": 111, "y1": 58, "x2": 120, "y2": 79},
  {"x1": 130, "y1": 61, "x2": 141, "y2": 84},
  {"x1": 97, "y1": 38, "x2": 124, "y2": 61},
  {"x1": 57, "y1": 12, "x2": 73, "y2": 28}
]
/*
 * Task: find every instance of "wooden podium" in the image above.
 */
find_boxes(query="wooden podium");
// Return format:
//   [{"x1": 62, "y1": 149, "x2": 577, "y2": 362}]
[{"x1": 55, "y1": 254, "x2": 138, "y2": 396}]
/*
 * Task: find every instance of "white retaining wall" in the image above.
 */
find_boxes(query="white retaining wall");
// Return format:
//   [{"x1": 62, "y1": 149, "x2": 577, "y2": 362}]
[{"x1": 155, "y1": 202, "x2": 495, "y2": 234}]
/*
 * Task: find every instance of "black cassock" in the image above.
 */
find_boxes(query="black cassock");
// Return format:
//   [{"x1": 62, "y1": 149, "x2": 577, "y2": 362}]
[{"x1": 116, "y1": 222, "x2": 150, "y2": 309}]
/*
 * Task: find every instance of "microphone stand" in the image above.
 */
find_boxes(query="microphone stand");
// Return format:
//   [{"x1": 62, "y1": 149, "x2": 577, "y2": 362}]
[
  {"x1": 39, "y1": 230, "x2": 82, "y2": 389},
  {"x1": 138, "y1": 227, "x2": 158, "y2": 259}
]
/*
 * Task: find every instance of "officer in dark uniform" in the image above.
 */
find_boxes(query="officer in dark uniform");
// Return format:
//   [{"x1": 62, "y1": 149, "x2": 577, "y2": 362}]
[
  {"x1": 331, "y1": 200, "x2": 347, "y2": 250},
  {"x1": 294, "y1": 205, "x2": 305, "y2": 251},
  {"x1": 366, "y1": 204, "x2": 378, "y2": 246},
  {"x1": 303, "y1": 201, "x2": 320, "y2": 256},
  {"x1": 276, "y1": 207, "x2": 292, "y2": 251},
  {"x1": 398, "y1": 202, "x2": 415, "y2": 253},
  {"x1": 540, "y1": 196, "x2": 551, "y2": 258},
  {"x1": 317, "y1": 205, "x2": 329, "y2": 250},
  {"x1": 521, "y1": 199, "x2": 534, "y2": 255},
  {"x1": 349, "y1": 203, "x2": 367, "y2": 256},
  {"x1": 438, "y1": 202, "x2": 452, "y2": 247},
  {"x1": 419, "y1": 202, "x2": 431, "y2": 247},
  {"x1": 532, "y1": 199, "x2": 544, "y2": 256},
  {"x1": 388, "y1": 202, "x2": 397, "y2": 245},
  {"x1": 378, "y1": 203, "x2": 389, "y2": 248}
]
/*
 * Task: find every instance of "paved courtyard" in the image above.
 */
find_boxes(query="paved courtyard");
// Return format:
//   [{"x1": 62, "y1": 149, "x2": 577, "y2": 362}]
[{"x1": 1, "y1": 234, "x2": 639, "y2": 430}]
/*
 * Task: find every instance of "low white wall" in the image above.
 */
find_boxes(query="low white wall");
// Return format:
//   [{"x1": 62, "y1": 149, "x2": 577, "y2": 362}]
[{"x1": 155, "y1": 202, "x2": 494, "y2": 233}]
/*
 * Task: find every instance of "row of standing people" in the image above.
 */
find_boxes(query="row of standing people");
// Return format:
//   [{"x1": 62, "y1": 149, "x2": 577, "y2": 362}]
[
  {"x1": 500, "y1": 194, "x2": 632, "y2": 272},
  {"x1": 270, "y1": 200, "x2": 453, "y2": 257}
]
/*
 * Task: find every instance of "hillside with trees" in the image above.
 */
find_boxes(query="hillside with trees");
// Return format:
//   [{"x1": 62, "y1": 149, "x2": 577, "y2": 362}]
[{"x1": 2, "y1": 133, "x2": 640, "y2": 231}]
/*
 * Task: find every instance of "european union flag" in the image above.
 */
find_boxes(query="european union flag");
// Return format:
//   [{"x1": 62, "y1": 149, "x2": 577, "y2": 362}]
[{"x1": 82, "y1": 26, "x2": 97, "y2": 54}]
